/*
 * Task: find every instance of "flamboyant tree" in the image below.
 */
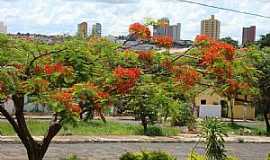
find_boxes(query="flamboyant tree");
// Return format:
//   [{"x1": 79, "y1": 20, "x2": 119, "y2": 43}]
[
  {"x1": 192, "y1": 35, "x2": 258, "y2": 123},
  {"x1": 0, "y1": 34, "x2": 111, "y2": 160}
]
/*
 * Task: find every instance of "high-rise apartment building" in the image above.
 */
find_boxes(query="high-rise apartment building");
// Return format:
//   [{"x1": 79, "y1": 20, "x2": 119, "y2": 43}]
[
  {"x1": 153, "y1": 18, "x2": 181, "y2": 42},
  {"x1": 201, "y1": 15, "x2": 220, "y2": 40},
  {"x1": 0, "y1": 21, "x2": 7, "y2": 34},
  {"x1": 169, "y1": 23, "x2": 181, "y2": 42},
  {"x1": 77, "y1": 22, "x2": 88, "y2": 38},
  {"x1": 92, "y1": 23, "x2": 102, "y2": 37},
  {"x1": 242, "y1": 26, "x2": 256, "y2": 45},
  {"x1": 153, "y1": 18, "x2": 170, "y2": 37}
]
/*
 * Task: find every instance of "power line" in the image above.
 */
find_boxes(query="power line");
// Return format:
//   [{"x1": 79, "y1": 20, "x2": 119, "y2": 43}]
[{"x1": 176, "y1": 0, "x2": 270, "y2": 19}]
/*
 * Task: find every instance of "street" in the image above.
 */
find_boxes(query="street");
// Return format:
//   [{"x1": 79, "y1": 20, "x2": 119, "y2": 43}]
[{"x1": 0, "y1": 143, "x2": 269, "y2": 160}]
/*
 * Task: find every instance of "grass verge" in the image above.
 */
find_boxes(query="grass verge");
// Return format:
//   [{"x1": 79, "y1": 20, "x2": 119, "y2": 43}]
[{"x1": 0, "y1": 120, "x2": 179, "y2": 136}]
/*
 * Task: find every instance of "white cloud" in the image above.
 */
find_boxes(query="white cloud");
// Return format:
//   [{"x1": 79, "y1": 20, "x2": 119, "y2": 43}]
[{"x1": 0, "y1": 0, "x2": 269, "y2": 41}]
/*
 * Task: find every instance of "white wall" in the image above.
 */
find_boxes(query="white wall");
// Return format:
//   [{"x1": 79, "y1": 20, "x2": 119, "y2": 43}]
[{"x1": 199, "y1": 105, "x2": 221, "y2": 118}]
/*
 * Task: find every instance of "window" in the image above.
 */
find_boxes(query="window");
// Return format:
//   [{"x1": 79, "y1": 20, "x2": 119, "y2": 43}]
[{"x1": 201, "y1": 99, "x2": 206, "y2": 105}]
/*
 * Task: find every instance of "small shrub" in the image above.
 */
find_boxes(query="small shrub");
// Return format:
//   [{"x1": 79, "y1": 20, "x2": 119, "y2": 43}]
[
  {"x1": 61, "y1": 154, "x2": 80, "y2": 160},
  {"x1": 120, "y1": 151, "x2": 176, "y2": 160},
  {"x1": 144, "y1": 125, "x2": 163, "y2": 136},
  {"x1": 171, "y1": 103, "x2": 195, "y2": 128},
  {"x1": 267, "y1": 153, "x2": 270, "y2": 160},
  {"x1": 188, "y1": 152, "x2": 239, "y2": 160}
]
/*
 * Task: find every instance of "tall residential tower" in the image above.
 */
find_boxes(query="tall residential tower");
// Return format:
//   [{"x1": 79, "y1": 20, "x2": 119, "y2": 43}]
[
  {"x1": 201, "y1": 15, "x2": 220, "y2": 40},
  {"x1": 77, "y1": 22, "x2": 88, "y2": 38},
  {"x1": 153, "y1": 18, "x2": 181, "y2": 42},
  {"x1": 92, "y1": 23, "x2": 102, "y2": 37},
  {"x1": 242, "y1": 26, "x2": 256, "y2": 45},
  {"x1": 0, "y1": 21, "x2": 7, "y2": 34}
]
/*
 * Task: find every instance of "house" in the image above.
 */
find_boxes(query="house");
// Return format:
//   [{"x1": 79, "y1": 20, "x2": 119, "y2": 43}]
[{"x1": 194, "y1": 88, "x2": 255, "y2": 120}]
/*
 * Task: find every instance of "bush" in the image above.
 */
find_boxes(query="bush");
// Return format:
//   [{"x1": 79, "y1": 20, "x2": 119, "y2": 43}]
[
  {"x1": 120, "y1": 151, "x2": 176, "y2": 160},
  {"x1": 267, "y1": 153, "x2": 270, "y2": 160},
  {"x1": 61, "y1": 154, "x2": 80, "y2": 160},
  {"x1": 188, "y1": 152, "x2": 239, "y2": 160},
  {"x1": 144, "y1": 125, "x2": 163, "y2": 136},
  {"x1": 171, "y1": 102, "x2": 195, "y2": 128}
]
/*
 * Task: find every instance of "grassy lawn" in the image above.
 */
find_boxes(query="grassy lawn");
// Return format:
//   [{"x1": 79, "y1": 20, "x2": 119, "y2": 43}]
[
  {"x1": 0, "y1": 120, "x2": 179, "y2": 136},
  {"x1": 225, "y1": 121, "x2": 267, "y2": 136}
]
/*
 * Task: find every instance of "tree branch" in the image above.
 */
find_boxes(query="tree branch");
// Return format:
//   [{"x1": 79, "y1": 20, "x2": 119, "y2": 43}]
[
  {"x1": 25, "y1": 48, "x2": 67, "y2": 76},
  {"x1": 12, "y1": 94, "x2": 35, "y2": 145},
  {"x1": 40, "y1": 115, "x2": 62, "y2": 157},
  {"x1": 0, "y1": 103, "x2": 20, "y2": 134},
  {"x1": 171, "y1": 46, "x2": 195, "y2": 63}
]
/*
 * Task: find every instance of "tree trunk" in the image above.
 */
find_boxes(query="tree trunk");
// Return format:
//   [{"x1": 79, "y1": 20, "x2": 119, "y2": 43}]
[
  {"x1": 264, "y1": 111, "x2": 270, "y2": 135},
  {"x1": 229, "y1": 97, "x2": 235, "y2": 123},
  {"x1": 141, "y1": 115, "x2": 148, "y2": 135},
  {"x1": 12, "y1": 94, "x2": 62, "y2": 160},
  {"x1": 26, "y1": 143, "x2": 42, "y2": 160}
]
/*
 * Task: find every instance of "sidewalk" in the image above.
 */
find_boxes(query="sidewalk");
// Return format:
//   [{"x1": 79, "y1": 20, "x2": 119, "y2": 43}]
[{"x1": 1, "y1": 134, "x2": 270, "y2": 144}]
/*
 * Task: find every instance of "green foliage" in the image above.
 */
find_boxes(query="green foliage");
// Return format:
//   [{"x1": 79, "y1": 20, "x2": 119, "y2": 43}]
[
  {"x1": 257, "y1": 33, "x2": 270, "y2": 48},
  {"x1": 61, "y1": 154, "x2": 80, "y2": 160},
  {"x1": 267, "y1": 153, "x2": 270, "y2": 160},
  {"x1": 171, "y1": 102, "x2": 195, "y2": 127},
  {"x1": 120, "y1": 151, "x2": 176, "y2": 160},
  {"x1": 188, "y1": 152, "x2": 239, "y2": 160},
  {"x1": 220, "y1": 37, "x2": 238, "y2": 48},
  {"x1": 200, "y1": 118, "x2": 228, "y2": 160}
]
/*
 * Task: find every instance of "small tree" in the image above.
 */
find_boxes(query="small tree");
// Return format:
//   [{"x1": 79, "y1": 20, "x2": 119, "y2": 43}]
[
  {"x1": 0, "y1": 34, "x2": 111, "y2": 160},
  {"x1": 193, "y1": 35, "x2": 257, "y2": 123},
  {"x1": 251, "y1": 47, "x2": 270, "y2": 134}
]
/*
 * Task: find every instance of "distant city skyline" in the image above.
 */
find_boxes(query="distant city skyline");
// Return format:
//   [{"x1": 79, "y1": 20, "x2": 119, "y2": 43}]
[{"x1": 0, "y1": 0, "x2": 269, "y2": 41}]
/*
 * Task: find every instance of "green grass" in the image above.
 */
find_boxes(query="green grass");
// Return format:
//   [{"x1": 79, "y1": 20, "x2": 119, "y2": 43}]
[
  {"x1": 0, "y1": 120, "x2": 179, "y2": 136},
  {"x1": 225, "y1": 121, "x2": 267, "y2": 136}
]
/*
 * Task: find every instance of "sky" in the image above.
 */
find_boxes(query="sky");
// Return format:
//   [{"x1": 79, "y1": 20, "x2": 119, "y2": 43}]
[{"x1": 0, "y1": 0, "x2": 270, "y2": 41}]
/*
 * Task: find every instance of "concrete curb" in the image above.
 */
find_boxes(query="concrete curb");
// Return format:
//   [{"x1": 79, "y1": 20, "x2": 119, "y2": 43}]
[{"x1": 1, "y1": 135, "x2": 270, "y2": 144}]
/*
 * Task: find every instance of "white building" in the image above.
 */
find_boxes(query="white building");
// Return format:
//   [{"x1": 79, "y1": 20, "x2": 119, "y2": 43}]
[{"x1": 0, "y1": 21, "x2": 7, "y2": 34}]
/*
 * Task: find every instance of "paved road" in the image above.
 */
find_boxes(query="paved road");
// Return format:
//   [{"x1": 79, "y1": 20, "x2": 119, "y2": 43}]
[{"x1": 0, "y1": 143, "x2": 269, "y2": 160}]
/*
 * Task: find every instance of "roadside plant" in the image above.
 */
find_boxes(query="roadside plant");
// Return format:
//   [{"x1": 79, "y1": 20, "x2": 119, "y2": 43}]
[
  {"x1": 128, "y1": 83, "x2": 160, "y2": 134},
  {"x1": 120, "y1": 151, "x2": 176, "y2": 160},
  {"x1": 171, "y1": 102, "x2": 195, "y2": 128},
  {"x1": 200, "y1": 118, "x2": 228, "y2": 160}
]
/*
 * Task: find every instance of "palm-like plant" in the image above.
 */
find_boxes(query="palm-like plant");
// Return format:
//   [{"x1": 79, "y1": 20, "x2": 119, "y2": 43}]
[{"x1": 200, "y1": 118, "x2": 228, "y2": 160}]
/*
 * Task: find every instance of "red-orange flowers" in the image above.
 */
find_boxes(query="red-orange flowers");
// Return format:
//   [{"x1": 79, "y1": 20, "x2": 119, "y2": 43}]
[
  {"x1": 137, "y1": 51, "x2": 153, "y2": 62},
  {"x1": 161, "y1": 59, "x2": 173, "y2": 72},
  {"x1": 52, "y1": 91, "x2": 73, "y2": 104},
  {"x1": 153, "y1": 36, "x2": 173, "y2": 48},
  {"x1": 195, "y1": 34, "x2": 211, "y2": 43},
  {"x1": 175, "y1": 67, "x2": 201, "y2": 87},
  {"x1": 129, "y1": 23, "x2": 151, "y2": 40},
  {"x1": 113, "y1": 66, "x2": 141, "y2": 93},
  {"x1": 200, "y1": 41, "x2": 236, "y2": 65},
  {"x1": 66, "y1": 103, "x2": 81, "y2": 113},
  {"x1": 113, "y1": 66, "x2": 141, "y2": 80},
  {"x1": 97, "y1": 92, "x2": 109, "y2": 99},
  {"x1": 51, "y1": 90, "x2": 82, "y2": 114},
  {"x1": 44, "y1": 63, "x2": 65, "y2": 75}
]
